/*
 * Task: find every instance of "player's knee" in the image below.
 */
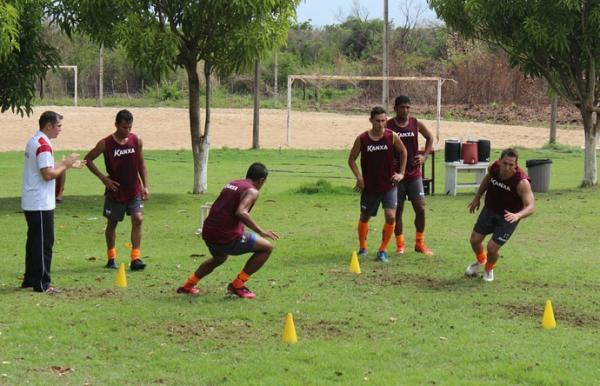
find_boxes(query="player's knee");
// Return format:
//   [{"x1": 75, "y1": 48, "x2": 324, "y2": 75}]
[
  {"x1": 132, "y1": 214, "x2": 143, "y2": 226},
  {"x1": 469, "y1": 233, "x2": 482, "y2": 246}
]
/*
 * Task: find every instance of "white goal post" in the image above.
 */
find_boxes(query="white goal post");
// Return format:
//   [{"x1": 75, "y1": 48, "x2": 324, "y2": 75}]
[
  {"x1": 286, "y1": 75, "x2": 456, "y2": 146},
  {"x1": 58, "y1": 65, "x2": 78, "y2": 106}
]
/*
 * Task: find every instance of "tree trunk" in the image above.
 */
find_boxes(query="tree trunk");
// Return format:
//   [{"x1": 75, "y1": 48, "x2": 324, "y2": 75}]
[
  {"x1": 200, "y1": 63, "x2": 212, "y2": 192},
  {"x1": 253, "y1": 60, "x2": 260, "y2": 149},
  {"x1": 579, "y1": 107, "x2": 598, "y2": 187},
  {"x1": 273, "y1": 51, "x2": 278, "y2": 104},
  {"x1": 185, "y1": 62, "x2": 204, "y2": 194},
  {"x1": 549, "y1": 95, "x2": 557, "y2": 144},
  {"x1": 99, "y1": 43, "x2": 104, "y2": 106}
]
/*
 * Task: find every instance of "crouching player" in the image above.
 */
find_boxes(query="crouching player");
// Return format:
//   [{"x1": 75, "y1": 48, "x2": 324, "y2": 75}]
[{"x1": 177, "y1": 163, "x2": 279, "y2": 298}]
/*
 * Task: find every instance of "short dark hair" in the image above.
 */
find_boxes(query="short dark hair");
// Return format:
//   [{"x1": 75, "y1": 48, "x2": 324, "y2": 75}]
[
  {"x1": 394, "y1": 95, "x2": 411, "y2": 107},
  {"x1": 370, "y1": 106, "x2": 386, "y2": 118},
  {"x1": 39, "y1": 111, "x2": 63, "y2": 129},
  {"x1": 500, "y1": 148, "x2": 519, "y2": 161},
  {"x1": 115, "y1": 109, "x2": 134, "y2": 124},
  {"x1": 246, "y1": 162, "x2": 268, "y2": 181}
]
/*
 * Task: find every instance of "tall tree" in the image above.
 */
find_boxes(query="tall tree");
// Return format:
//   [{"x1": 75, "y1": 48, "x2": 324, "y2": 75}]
[
  {"x1": 1, "y1": 0, "x2": 59, "y2": 116},
  {"x1": 55, "y1": 0, "x2": 298, "y2": 193},
  {"x1": 429, "y1": 0, "x2": 600, "y2": 186}
]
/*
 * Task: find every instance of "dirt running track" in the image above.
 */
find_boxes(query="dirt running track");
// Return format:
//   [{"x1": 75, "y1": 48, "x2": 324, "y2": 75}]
[{"x1": 0, "y1": 106, "x2": 584, "y2": 152}]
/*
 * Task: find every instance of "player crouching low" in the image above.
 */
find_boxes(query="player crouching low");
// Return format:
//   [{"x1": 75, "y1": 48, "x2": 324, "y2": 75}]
[{"x1": 177, "y1": 163, "x2": 279, "y2": 298}]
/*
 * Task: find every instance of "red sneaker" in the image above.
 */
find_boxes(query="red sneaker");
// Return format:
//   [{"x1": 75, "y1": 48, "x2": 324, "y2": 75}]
[
  {"x1": 396, "y1": 243, "x2": 405, "y2": 254},
  {"x1": 415, "y1": 243, "x2": 434, "y2": 256},
  {"x1": 176, "y1": 286, "x2": 200, "y2": 296},
  {"x1": 227, "y1": 283, "x2": 256, "y2": 299}
]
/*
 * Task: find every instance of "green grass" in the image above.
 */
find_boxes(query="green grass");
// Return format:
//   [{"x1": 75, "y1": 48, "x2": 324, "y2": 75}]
[{"x1": 1, "y1": 148, "x2": 599, "y2": 385}]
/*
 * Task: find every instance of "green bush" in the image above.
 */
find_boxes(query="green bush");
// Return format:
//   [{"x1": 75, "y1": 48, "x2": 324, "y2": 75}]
[{"x1": 144, "y1": 81, "x2": 183, "y2": 101}]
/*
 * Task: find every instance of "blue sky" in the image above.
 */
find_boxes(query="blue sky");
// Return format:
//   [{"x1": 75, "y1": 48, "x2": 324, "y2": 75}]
[{"x1": 296, "y1": 0, "x2": 440, "y2": 27}]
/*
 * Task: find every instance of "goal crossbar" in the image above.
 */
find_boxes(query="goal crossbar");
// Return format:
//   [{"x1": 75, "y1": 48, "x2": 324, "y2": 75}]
[{"x1": 286, "y1": 75, "x2": 457, "y2": 146}]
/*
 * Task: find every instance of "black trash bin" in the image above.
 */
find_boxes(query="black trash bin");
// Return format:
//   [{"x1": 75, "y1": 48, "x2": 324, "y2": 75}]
[{"x1": 525, "y1": 159, "x2": 552, "y2": 192}]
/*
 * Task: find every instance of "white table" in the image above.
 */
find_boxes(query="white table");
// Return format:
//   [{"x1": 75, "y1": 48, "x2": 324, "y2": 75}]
[{"x1": 444, "y1": 162, "x2": 489, "y2": 196}]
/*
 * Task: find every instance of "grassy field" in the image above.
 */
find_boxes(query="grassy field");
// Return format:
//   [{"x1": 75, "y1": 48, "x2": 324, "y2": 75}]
[{"x1": 1, "y1": 147, "x2": 599, "y2": 385}]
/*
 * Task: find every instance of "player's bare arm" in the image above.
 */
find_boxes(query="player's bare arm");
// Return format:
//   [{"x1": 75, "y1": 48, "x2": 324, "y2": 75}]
[
  {"x1": 137, "y1": 136, "x2": 150, "y2": 200},
  {"x1": 504, "y1": 179, "x2": 535, "y2": 223},
  {"x1": 348, "y1": 136, "x2": 364, "y2": 192},
  {"x1": 468, "y1": 170, "x2": 491, "y2": 213},
  {"x1": 392, "y1": 132, "x2": 407, "y2": 182},
  {"x1": 236, "y1": 188, "x2": 279, "y2": 240},
  {"x1": 416, "y1": 121, "x2": 434, "y2": 166},
  {"x1": 85, "y1": 139, "x2": 120, "y2": 191}
]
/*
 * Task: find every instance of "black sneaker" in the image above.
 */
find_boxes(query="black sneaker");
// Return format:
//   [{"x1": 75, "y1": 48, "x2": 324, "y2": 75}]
[
  {"x1": 130, "y1": 259, "x2": 146, "y2": 271},
  {"x1": 105, "y1": 259, "x2": 118, "y2": 269}
]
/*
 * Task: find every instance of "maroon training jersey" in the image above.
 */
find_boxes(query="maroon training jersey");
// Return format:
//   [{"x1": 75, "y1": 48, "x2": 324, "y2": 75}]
[
  {"x1": 103, "y1": 133, "x2": 141, "y2": 203},
  {"x1": 202, "y1": 179, "x2": 255, "y2": 245},
  {"x1": 484, "y1": 161, "x2": 530, "y2": 214},
  {"x1": 359, "y1": 129, "x2": 396, "y2": 194},
  {"x1": 386, "y1": 116, "x2": 421, "y2": 181}
]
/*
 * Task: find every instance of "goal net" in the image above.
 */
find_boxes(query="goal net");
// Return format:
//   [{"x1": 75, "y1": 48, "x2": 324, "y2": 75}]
[{"x1": 286, "y1": 75, "x2": 456, "y2": 146}]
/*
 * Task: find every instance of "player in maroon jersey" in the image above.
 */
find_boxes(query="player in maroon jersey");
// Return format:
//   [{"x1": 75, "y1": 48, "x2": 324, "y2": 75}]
[
  {"x1": 386, "y1": 95, "x2": 435, "y2": 256},
  {"x1": 465, "y1": 148, "x2": 535, "y2": 282},
  {"x1": 84, "y1": 110, "x2": 149, "y2": 271},
  {"x1": 348, "y1": 106, "x2": 407, "y2": 263},
  {"x1": 177, "y1": 163, "x2": 279, "y2": 298}
]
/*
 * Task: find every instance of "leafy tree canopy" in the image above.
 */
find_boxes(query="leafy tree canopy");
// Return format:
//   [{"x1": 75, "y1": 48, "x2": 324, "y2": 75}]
[{"x1": 0, "y1": 0, "x2": 59, "y2": 116}]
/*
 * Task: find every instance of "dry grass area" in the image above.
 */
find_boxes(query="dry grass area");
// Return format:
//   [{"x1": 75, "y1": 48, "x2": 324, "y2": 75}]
[{"x1": 0, "y1": 106, "x2": 585, "y2": 152}]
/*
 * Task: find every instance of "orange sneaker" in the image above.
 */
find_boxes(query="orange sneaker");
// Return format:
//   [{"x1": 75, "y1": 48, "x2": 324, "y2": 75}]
[
  {"x1": 415, "y1": 243, "x2": 434, "y2": 256},
  {"x1": 396, "y1": 244, "x2": 405, "y2": 254}
]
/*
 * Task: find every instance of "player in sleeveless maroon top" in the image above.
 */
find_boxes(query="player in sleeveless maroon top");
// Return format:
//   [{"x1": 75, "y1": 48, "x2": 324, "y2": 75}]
[
  {"x1": 386, "y1": 95, "x2": 435, "y2": 256},
  {"x1": 177, "y1": 163, "x2": 279, "y2": 298},
  {"x1": 348, "y1": 106, "x2": 407, "y2": 263},
  {"x1": 85, "y1": 110, "x2": 149, "y2": 272},
  {"x1": 465, "y1": 148, "x2": 535, "y2": 282}
]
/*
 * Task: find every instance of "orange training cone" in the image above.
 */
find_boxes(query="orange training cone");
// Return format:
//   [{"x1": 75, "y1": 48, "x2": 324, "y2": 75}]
[
  {"x1": 115, "y1": 263, "x2": 128, "y2": 288},
  {"x1": 349, "y1": 251, "x2": 361, "y2": 274},
  {"x1": 282, "y1": 313, "x2": 298, "y2": 343},
  {"x1": 542, "y1": 299, "x2": 556, "y2": 329}
]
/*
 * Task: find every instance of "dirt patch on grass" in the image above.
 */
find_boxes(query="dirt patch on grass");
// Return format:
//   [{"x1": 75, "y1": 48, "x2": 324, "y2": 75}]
[{"x1": 503, "y1": 302, "x2": 600, "y2": 328}]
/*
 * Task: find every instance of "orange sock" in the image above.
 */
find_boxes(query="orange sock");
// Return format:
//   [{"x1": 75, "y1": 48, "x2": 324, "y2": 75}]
[
  {"x1": 416, "y1": 231, "x2": 425, "y2": 244},
  {"x1": 476, "y1": 251, "x2": 487, "y2": 264},
  {"x1": 183, "y1": 273, "x2": 200, "y2": 289},
  {"x1": 485, "y1": 261, "x2": 496, "y2": 272},
  {"x1": 358, "y1": 221, "x2": 369, "y2": 249},
  {"x1": 107, "y1": 248, "x2": 116, "y2": 260},
  {"x1": 395, "y1": 234, "x2": 405, "y2": 248},
  {"x1": 131, "y1": 248, "x2": 140, "y2": 261},
  {"x1": 232, "y1": 271, "x2": 251, "y2": 289},
  {"x1": 379, "y1": 223, "x2": 395, "y2": 251}
]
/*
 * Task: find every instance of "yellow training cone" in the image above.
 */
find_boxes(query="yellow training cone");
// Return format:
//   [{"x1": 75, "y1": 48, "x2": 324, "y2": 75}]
[
  {"x1": 542, "y1": 299, "x2": 556, "y2": 329},
  {"x1": 282, "y1": 313, "x2": 298, "y2": 343},
  {"x1": 115, "y1": 263, "x2": 128, "y2": 288},
  {"x1": 349, "y1": 251, "x2": 361, "y2": 274}
]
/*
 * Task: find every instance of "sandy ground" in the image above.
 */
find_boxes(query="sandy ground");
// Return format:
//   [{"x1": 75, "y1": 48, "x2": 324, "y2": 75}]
[{"x1": 0, "y1": 106, "x2": 584, "y2": 152}]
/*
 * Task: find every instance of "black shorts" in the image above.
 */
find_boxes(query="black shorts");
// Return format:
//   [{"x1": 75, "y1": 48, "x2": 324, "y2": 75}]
[
  {"x1": 360, "y1": 187, "x2": 397, "y2": 217},
  {"x1": 205, "y1": 232, "x2": 257, "y2": 257},
  {"x1": 473, "y1": 207, "x2": 519, "y2": 246},
  {"x1": 103, "y1": 196, "x2": 143, "y2": 222},
  {"x1": 397, "y1": 178, "x2": 425, "y2": 202}
]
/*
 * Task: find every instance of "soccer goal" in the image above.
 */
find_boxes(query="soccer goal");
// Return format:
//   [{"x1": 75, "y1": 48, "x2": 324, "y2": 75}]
[
  {"x1": 39, "y1": 65, "x2": 78, "y2": 106},
  {"x1": 286, "y1": 75, "x2": 456, "y2": 146}
]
